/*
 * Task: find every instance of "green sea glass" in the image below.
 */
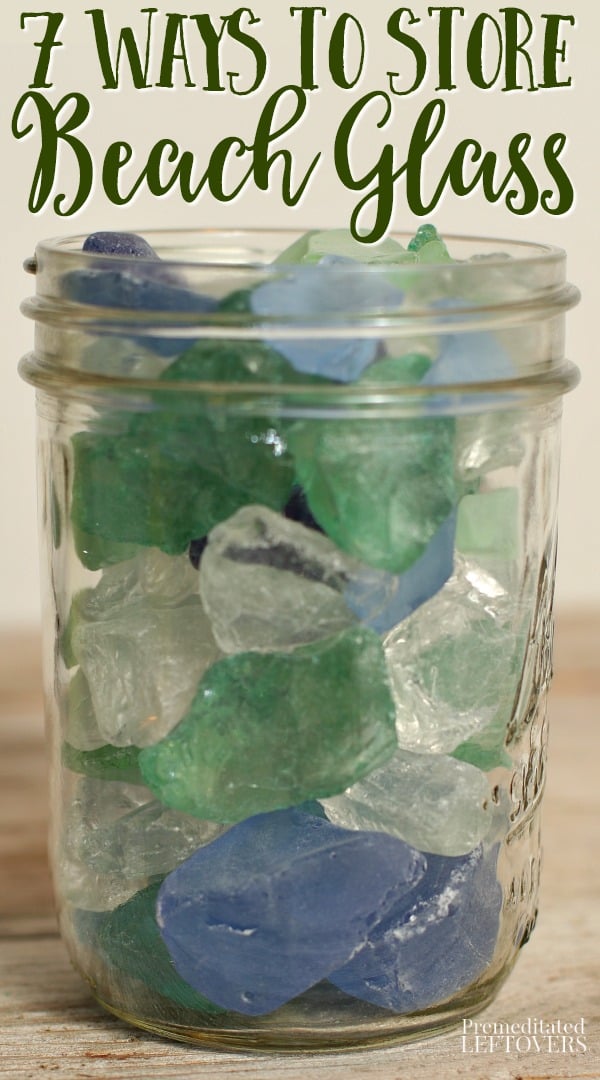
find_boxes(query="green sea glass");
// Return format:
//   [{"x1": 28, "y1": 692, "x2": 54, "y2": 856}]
[
  {"x1": 70, "y1": 340, "x2": 315, "y2": 568},
  {"x1": 139, "y1": 626, "x2": 397, "y2": 822},
  {"x1": 62, "y1": 742, "x2": 144, "y2": 784},
  {"x1": 75, "y1": 882, "x2": 224, "y2": 1013},
  {"x1": 286, "y1": 416, "x2": 458, "y2": 573}
]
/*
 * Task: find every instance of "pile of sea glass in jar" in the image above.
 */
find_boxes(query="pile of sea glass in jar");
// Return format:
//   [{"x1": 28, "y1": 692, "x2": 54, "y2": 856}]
[{"x1": 59, "y1": 226, "x2": 525, "y2": 1017}]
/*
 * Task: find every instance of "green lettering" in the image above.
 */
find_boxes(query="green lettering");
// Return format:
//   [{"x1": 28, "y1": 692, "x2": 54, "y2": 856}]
[
  {"x1": 156, "y1": 14, "x2": 195, "y2": 87},
  {"x1": 500, "y1": 8, "x2": 537, "y2": 91},
  {"x1": 102, "y1": 141, "x2": 144, "y2": 205},
  {"x1": 85, "y1": 7, "x2": 157, "y2": 89},
  {"x1": 466, "y1": 14, "x2": 503, "y2": 90},
  {"x1": 415, "y1": 127, "x2": 540, "y2": 216},
  {"x1": 447, "y1": 140, "x2": 485, "y2": 196},
  {"x1": 102, "y1": 136, "x2": 253, "y2": 205},
  {"x1": 12, "y1": 91, "x2": 93, "y2": 215},
  {"x1": 504, "y1": 133, "x2": 539, "y2": 212},
  {"x1": 290, "y1": 6, "x2": 327, "y2": 89},
  {"x1": 190, "y1": 13, "x2": 229, "y2": 91},
  {"x1": 205, "y1": 137, "x2": 253, "y2": 200},
  {"x1": 251, "y1": 86, "x2": 320, "y2": 205},
  {"x1": 387, "y1": 9, "x2": 426, "y2": 96},
  {"x1": 540, "y1": 14, "x2": 575, "y2": 89},
  {"x1": 329, "y1": 13, "x2": 366, "y2": 90},
  {"x1": 428, "y1": 6, "x2": 465, "y2": 91},
  {"x1": 404, "y1": 98, "x2": 447, "y2": 214},
  {"x1": 335, "y1": 91, "x2": 399, "y2": 242},
  {"x1": 413, "y1": 137, "x2": 486, "y2": 215},
  {"x1": 20, "y1": 12, "x2": 64, "y2": 89},
  {"x1": 226, "y1": 8, "x2": 268, "y2": 95},
  {"x1": 541, "y1": 133, "x2": 574, "y2": 213}
]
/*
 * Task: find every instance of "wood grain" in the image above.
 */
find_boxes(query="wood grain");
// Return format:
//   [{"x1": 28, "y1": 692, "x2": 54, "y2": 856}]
[{"x1": 0, "y1": 617, "x2": 598, "y2": 1079}]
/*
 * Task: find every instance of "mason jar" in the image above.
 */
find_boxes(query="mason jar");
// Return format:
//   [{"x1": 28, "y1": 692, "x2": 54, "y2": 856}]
[{"x1": 20, "y1": 229, "x2": 579, "y2": 1051}]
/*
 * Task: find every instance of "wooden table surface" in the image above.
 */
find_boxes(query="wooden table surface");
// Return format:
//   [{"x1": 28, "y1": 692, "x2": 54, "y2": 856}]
[{"x1": 1, "y1": 617, "x2": 598, "y2": 1080}]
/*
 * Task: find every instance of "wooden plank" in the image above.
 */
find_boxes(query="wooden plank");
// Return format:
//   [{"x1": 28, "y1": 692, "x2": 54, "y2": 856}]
[
  {"x1": 0, "y1": 895, "x2": 597, "y2": 1078},
  {"x1": 552, "y1": 611, "x2": 600, "y2": 695}
]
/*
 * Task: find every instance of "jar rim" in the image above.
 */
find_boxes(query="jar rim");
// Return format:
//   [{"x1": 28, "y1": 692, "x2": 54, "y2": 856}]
[
  {"x1": 29, "y1": 227, "x2": 567, "y2": 272},
  {"x1": 29, "y1": 224, "x2": 565, "y2": 262},
  {"x1": 22, "y1": 229, "x2": 580, "y2": 328},
  {"x1": 20, "y1": 228, "x2": 580, "y2": 407}
]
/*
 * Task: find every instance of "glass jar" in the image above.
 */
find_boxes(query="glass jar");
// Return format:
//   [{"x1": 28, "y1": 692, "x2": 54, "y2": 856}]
[{"x1": 20, "y1": 230, "x2": 579, "y2": 1051}]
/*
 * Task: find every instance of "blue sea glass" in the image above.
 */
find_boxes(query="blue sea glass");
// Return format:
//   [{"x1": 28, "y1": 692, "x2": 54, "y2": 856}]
[
  {"x1": 156, "y1": 808, "x2": 427, "y2": 1015},
  {"x1": 331, "y1": 845, "x2": 502, "y2": 1013}
]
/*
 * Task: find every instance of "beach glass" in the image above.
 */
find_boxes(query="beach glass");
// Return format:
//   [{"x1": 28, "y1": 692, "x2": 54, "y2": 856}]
[{"x1": 20, "y1": 230, "x2": 579, "y2": 1051}]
